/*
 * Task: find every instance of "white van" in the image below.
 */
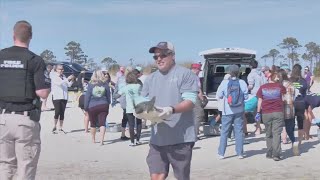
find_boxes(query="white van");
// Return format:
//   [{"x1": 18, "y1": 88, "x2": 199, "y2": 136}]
[{"x1": 199, "y1": 47, "x2": 256, "y2": 111}]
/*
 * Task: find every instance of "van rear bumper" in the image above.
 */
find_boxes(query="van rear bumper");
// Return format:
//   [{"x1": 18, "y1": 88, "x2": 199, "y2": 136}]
[{"x1": 204, "y1": 99, "x2": 218, "y2": 110}]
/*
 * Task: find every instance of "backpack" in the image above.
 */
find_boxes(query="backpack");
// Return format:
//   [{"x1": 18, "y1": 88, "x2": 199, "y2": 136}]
[{"x1": 227, "y1": 79, "x2": 244, "y2": 107}]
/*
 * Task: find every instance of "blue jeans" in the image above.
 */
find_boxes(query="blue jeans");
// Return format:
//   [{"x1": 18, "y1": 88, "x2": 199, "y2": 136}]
[
  {"x1": 218, "y1": 112, "x2": 244, "y2": 156},
  {"x1": 284, "y1": 119, "x2": 295, "y2": 143}
]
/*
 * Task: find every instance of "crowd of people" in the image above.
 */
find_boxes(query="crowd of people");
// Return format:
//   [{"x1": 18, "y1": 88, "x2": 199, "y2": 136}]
[
  {"x1": 1, "y1": 20, "x2": 320, "y2": 180},
  {"x1": 32, "y1": 44, "x2": 320, "y2": 179},
  {"x1": 50, "y1": 49, "x2": 320, "y2": 176},
  {"x1": 215, "y1": 61, "x2": 320, "y2": 161}
]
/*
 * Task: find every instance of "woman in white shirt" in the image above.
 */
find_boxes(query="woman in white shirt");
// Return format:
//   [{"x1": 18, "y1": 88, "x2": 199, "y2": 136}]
[{"x1": 51, "y1": 64, "x2": 74, "y2": 133}]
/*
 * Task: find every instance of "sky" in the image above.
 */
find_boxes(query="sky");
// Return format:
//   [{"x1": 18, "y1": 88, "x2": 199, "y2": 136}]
[{"x1": 1, "y1": 0, "x2": 320, "y2": 67}]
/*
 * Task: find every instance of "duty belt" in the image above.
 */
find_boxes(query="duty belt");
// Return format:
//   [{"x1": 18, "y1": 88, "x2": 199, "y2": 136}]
[{"x1": 0, "y1": 108, "x2": 30, "y2": 116}]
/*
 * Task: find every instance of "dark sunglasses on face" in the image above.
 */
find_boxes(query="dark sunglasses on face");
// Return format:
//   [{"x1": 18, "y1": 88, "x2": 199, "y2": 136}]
[{"x1": 153, "y1": 53, "x2": 172, "y2": 60}]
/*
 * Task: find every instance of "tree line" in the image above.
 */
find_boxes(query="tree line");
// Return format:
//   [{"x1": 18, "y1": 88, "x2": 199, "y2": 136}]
[
  {"x1": 41, "y1": 37, "x2": 320, "y2": 76},
  {"x1": 40, "y1": 41, "x2": 118, "y2": 70},
  {"x1": 261, "y1": 37, "x2": 320, "y2": 76}
]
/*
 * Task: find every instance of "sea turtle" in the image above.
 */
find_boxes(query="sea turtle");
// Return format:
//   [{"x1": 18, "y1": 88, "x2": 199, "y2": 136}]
[{"x1": 132, "y1": 96, "x2": 170, "y2": 125}]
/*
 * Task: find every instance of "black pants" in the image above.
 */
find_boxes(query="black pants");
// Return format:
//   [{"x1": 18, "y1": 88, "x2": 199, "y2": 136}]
[
  {"x1": 294, "y1": 100, "x2": 305, "y2": 130},
  {"x1": 126, "y1": 113, "x2": 142, "y2": 143},
  {"x1": 121, "y1": 109, "x2": 129, "y2": 128},
  {"x1": 52, "y1": 99, "x2": 67, "y2": 120}
]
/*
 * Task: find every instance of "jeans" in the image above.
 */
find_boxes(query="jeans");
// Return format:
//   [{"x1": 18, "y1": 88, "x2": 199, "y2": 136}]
[
  {"x1": 263, "y1": 112, "x2": 284, "y2": 157},
  {"x1": 218, "y1": 112, "x2": 244, "y2": 156},
  {"x1": 284, "y1": 119, "x2": 295, "y2": 143}
]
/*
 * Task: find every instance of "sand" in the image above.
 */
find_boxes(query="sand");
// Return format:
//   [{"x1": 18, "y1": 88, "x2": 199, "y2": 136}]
[{"x1": 35, "y1": 84, "x2": 320, "y2": 180}]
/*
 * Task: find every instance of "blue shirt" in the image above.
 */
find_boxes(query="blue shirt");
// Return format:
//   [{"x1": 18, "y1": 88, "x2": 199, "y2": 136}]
[{"x1": 217, "y1": 78, "x2": 249, "y2": 115}]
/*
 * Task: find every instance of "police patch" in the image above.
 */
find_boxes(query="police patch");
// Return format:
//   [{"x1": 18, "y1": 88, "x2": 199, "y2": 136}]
[{"x1": 0, "y1": 60, "x2": 24, "y2": 68}]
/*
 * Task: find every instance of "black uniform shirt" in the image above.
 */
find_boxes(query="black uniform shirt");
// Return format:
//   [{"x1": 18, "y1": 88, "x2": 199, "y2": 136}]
[
  {"x1": 6, "y1": 46, "x2": 50, "y2": 90},
  {"x1": 0, "y1": 46, "x2": 50, "y2": 109}
]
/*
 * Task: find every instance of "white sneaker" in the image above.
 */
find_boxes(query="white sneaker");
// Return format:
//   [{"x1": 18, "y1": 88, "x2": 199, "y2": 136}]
[
  {"x1": 218, "y1": 155, "x2": 225, "y2": 160},
  {"x1": 136, "y1": 141, "x2": 142, "y2": 145},
  {"x1": 238, "y1": 155, "x2": 244, "y2": 159},
  {"x1": 292, "y1": 142, "x2": 299, "y2": 156},
  {"x1": 129, "y1": 143, "x2": 135, "y2": 147}
]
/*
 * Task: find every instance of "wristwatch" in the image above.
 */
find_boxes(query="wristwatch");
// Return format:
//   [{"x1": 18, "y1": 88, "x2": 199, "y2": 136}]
[{"x1": 170, "y1": 106, "x2": 175, "y2": 114}]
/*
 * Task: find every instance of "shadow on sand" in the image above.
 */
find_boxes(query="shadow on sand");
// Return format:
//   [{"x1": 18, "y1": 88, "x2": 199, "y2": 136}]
[
  {"x1": 284, "y1": 139, "x2": 319, "y2": 158},
  {"x1": 103, "y1": 130, "x2": 151, "y2": 145}
]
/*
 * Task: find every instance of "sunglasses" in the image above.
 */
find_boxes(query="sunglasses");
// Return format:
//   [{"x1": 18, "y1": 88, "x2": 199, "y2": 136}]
[
  {"x1": 57, "y1": 68, "x2": 64, "y2": 71},
  {"x1": 153, "y1": 53, "x2": 171, "y2": 60}
]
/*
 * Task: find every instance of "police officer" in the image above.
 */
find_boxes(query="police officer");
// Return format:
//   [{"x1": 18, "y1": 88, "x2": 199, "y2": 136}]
[{"x1": 0, "y1": 20, "x2": 50, "y2": 180}]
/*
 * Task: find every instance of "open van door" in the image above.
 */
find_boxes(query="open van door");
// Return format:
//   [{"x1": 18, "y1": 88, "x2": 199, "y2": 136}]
[{"x1": 199, "y1": 47, "x2": 256, "y2": 110}]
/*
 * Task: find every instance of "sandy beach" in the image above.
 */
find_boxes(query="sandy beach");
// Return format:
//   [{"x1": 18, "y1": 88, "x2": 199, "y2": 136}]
[{"x1": 36, "y1": 84, "x2": 320, "y2": 180}]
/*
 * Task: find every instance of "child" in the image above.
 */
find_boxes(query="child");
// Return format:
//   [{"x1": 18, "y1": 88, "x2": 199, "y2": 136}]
[
  {"x1": 116, "y1": 71, "x2": 144, "y2": 146},
  {"x1": 279, "y1": 69, "x2": 299, "y2": 155}
]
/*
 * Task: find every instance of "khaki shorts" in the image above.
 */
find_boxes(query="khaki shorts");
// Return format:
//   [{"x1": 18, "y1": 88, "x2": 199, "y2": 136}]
[{"x1": 146, "y1": 142, "x2": 194, "y2": 180}]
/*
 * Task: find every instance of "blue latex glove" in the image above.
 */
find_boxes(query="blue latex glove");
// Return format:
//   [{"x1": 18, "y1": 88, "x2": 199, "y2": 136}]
[{"x1": 255, "y1": 112, "x2": 261, "y2": 122}]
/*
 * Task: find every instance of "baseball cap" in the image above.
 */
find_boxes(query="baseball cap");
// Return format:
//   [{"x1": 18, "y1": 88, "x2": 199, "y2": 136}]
[
  {"x1": 304, "y1": 66, "x2": 309, "y2": 70},
  {"x1": 261, "y1": 66, "x2": 270, "y2": 72},
  {"x1": 191, "y1": 63, "x2": 201, "y2": 70},
  {"x1": 149, "y1": 41, "x2": 175, "y2": 53},
  {"x1": 101, "y1": 67, "x2": 107, "y2": 72}
]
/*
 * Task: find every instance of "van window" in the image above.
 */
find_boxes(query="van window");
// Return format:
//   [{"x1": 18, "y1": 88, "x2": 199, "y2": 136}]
[{"x1": 214, "y1": 64, "x2": 250, "y2": 74}]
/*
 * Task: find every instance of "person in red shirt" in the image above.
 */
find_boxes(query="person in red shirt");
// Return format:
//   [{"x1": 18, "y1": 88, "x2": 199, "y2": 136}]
[{"x1": 256, "y1": 71, "x2": 286, "y2": 161}]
